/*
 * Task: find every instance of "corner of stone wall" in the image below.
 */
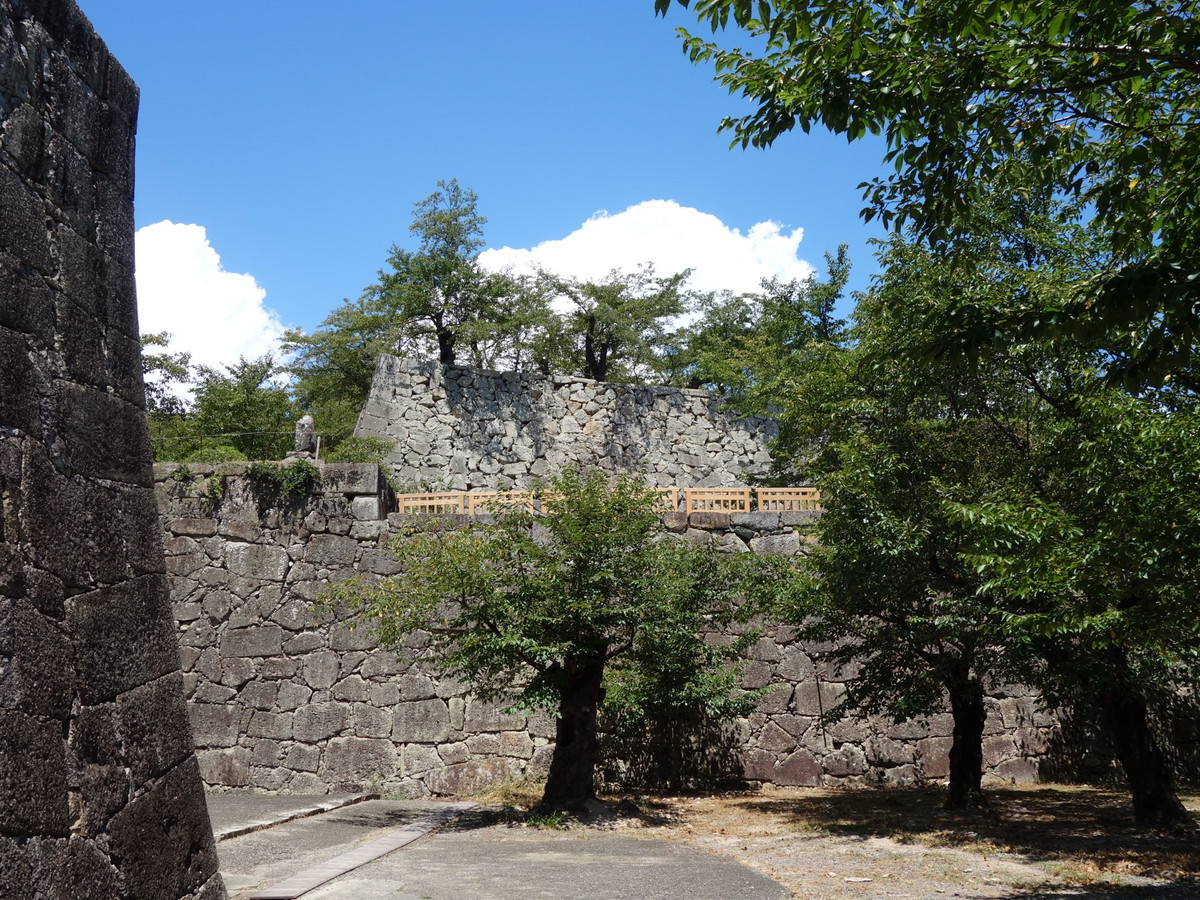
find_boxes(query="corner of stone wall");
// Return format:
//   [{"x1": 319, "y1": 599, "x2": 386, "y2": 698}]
[{"x1": 1, "y1": 2, "x2": 223, "y2": 896}]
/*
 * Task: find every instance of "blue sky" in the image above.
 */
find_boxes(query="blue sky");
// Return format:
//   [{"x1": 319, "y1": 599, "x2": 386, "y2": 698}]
[{"x1": 76, "y1": 1, "x2": 891, "y2": 372}]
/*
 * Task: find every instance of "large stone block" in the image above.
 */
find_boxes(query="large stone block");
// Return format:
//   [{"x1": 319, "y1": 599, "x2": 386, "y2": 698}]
[
  {"x1": 748, "y1": 532, "x2": 801, "y2": 555},
  {"x1": 106, "y1": 758, "x2": 220, "y2": 900},
  {"x1": 773, "y1": 749, "x2": 824, "y2": 787},
  {"x1": 21, "y1": 836, "x2": 123, "y2": 899},
  {"x1": 198, "y1": 748, "x2": 251, "y2": 788},
  {"x1": 221, "y1": 625, "x2": 283, "y2": 659},
  {"x1": 113, "y1": 672, "x2": 194, "y2": 782},
  {"x1": 301, "y1": 650, "x2": 340, "y2": 690},
  {"x1": 66, "y1": 576, "x2": 181, "y2": 705},
  {"x1": 320, "y1": 737, "x2": 397, "y2": 782},
  {"x1": 0, "y1": 709, "x2": 70, "y2": 837},
  {"x1": 225, "y1": 543, "x2": 289, "y2": 582},
  {"x1": 0, "y1": 328, "x2": 41, "y2": 437},
  {"x1": 0, "y1": 162, "x2": 51, "y2": 273},
  {"x1": 0, "y1": 599, "x2": 72, "y2": 719},
  {"x1": 424, "y1": 757, "x2": 522, "y2": 796},
  {"x1": 304, "y1": 534, "x2": 359, "y2": 567},
  {"x1": 392, "y1": 699, "x2": 451, "y2": 744},
  {"x1": 188, "y1": 704, "x2": 242, "y2": 749},
  {"x1": 293, "y1": 703, "x2": 350, "y2": 743},
  {"x1": 54, "y1": 381, "x2": 150, "y2": 486},
  {"x1": 320, "y1": 463, "x2": 380, "y2": 496},
  {"x1": 463, "y1": 698, "x2": 525, "y2": 733}
]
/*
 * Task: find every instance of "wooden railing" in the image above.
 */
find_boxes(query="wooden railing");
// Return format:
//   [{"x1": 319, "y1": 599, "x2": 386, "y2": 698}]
[
  {"x1": 396, "y1": 486, "x2": 821, "y2": 515},
  {"x1": 756, "y1": 487, "x2": 822, "y2": 512},
  {"x1": 684, "y1": 488, "x2": 751, "y2": 512}
]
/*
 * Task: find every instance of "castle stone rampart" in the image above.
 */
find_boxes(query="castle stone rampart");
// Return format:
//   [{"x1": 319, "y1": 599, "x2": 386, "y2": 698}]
[
  {"x1": 0, "y1": 3, "x2": 222, "y2": 896},
  {"x1": 354, "y1": 355, "x2": 778, "y2": 491},
  {"x1": 157, "y1": 466, "x2": 1055, "y2": 797}
]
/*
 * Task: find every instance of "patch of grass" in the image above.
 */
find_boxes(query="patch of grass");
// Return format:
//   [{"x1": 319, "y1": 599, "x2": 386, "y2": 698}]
[{"x1": 471, "y1": 777, "x2": 544, "y2": 810}]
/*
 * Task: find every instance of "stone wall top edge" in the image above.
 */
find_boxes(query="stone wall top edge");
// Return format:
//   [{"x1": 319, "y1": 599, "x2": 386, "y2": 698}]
[
  {"x1": 379, "y1": 353, "x2": 767, "y2": 410},
  {"x1": 9, "y1": 0, "x2": 139, "y2": 110}
]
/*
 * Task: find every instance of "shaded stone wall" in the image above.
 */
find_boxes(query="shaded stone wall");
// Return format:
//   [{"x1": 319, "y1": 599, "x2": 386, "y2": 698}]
[
  {"x1": 354, "y1": 354, "x2": 778, "y2": 491},
  {"x1": 159, "y1": 467, "x2": 1056, "y2": 797},
  {"x1": 0, "y1": 2, "x2": 223, "y2": 897}
]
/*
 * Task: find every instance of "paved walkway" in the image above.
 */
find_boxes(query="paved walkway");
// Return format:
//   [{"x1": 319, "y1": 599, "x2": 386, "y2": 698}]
[{"x1": 207, "y1": 795, "x2": 790, "y2": 900}]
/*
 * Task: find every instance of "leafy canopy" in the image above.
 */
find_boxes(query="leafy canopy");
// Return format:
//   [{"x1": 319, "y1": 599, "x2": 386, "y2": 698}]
[
  {"x1": 657, "y1": 0, "x2": 1200, "y2": 386},
  {"x1": 331, "y1": 468, "x2": 750, "y2": 720}
]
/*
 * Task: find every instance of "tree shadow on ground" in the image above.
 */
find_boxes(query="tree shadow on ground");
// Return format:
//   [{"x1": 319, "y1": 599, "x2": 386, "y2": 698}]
[
  {"x1": 1010, "y1": 881, "x2": 1200, "y2": 899},
  {"x1": 733, "y1": 785, "x2": 1199, "y2": 887}
]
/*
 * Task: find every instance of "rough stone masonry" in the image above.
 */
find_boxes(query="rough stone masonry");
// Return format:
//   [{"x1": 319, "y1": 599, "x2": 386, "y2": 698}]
[
  {"x1": 355, "y1": 354, "x2": 779, "y2": 491},
  {"x1": 0, "y1": 2, "x2": 223, "y2": 897},
  {"x1": 158, "y1": 464, "x2": 1056, "y2": 798}
]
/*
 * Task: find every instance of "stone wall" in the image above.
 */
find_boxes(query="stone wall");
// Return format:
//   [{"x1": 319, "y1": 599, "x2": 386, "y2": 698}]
[
  {"x1": 0, "y1": 3, "x2": 223, "y2": 897},
  {"x1": 159, "y1": 467, "x2": 1056, "y2": 797},
  {"x1": 354, "y1": 354, "x2": 778, "y2": 491}
]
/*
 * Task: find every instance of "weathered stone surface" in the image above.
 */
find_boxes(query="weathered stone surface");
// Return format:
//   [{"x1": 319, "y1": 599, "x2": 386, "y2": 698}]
[
  {"x1": 66, "y1": 576, "x2": 182, "y2": 704},
  {"x1": 0, "y1": 709, "x2": 70, "y2": 836},
  {"x1": 917, "y1": 737, "x2": 954, "y2": 778},
  {"x1": 321, "y1": 464, "x2": 380, "y2": 496},
  {"x1": 357, "y1": 355, "x2": 778, "y2": 492},
  {"x1": 823, "y1": 744, "x2": 868, "y2": 777},
  {"x1": 748, "y1": 531, "x2": 801, "y2": 555},
  {"x1": 189, "y1": 704, "x2": 243, "y2": 749},
  {"x1": 221, "y1": 625, "x2": 283, "y2": 658},
  {"x1": 463, "y1": 698, "x2": 525, "y2": 733},
  {"x1": 320, "y1": 737, "x2": 397, "y2": 781},
  {"x1": 293, "y1": 703, "x2": 350, "y2": 743},
  {"x1": 152, "y1": 412, "x2": 1058, "y2": 803},
  {"x1": 393, "y1": 699, "x2": 451, "y2": 744},
  {"x1": 198, "y1": 748, "x2": 251, "y2": 787},
  {"x1": 304, "y1": 534, "x2": 359, "y2": 567},
  {"x1": 353, "y1": 704, "x2": 392, "y2": 739},
  {"x1": 107, "y1": 759, "x2": 219, "y2": 899},
  {"x1": 774, "y1": 750, "x2": 824, "y2": 787},
  {"x1": 285, "y1": 745, "x2": 320, "y2": 773},
  {"x1": 225, "y1": 543, "x2": 289, "y2": 581},
  {"x1": 424, "y1": 757, "x2": 523, "y2": 796},
  {"x1": 114, "y1": 673, "x2": 194, "y2": 782},
  {"x1": 302, "y1": 651, "x2": 341, "y2": 690}
]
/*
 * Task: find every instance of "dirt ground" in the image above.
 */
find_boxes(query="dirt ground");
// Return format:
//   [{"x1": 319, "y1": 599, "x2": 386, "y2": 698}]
[{"x1": 482, "y1": 783, "x2": 1200, "y2": 899}]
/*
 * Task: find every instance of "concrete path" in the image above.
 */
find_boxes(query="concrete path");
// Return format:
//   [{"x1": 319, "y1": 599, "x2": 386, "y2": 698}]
[{"x1": 208, "y1": 796, "x2": 790, "y2": 900}]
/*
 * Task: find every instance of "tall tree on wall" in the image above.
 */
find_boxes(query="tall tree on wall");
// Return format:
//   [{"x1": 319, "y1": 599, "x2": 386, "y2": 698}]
[
  {"x1": 547, "y1": 265, "x2": 690, "y2": 382},
  {"x1": 365, "y1": 179, "x2": 524, "y2": 368}
]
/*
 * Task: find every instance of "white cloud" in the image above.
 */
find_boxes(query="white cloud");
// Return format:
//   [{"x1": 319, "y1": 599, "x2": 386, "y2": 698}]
[
  {"x1": 478, "y1": 199, "x2": 814, "y2": 296},
  {"x1": 134, "y1": 220, "x2": 286, "y2": 373}
]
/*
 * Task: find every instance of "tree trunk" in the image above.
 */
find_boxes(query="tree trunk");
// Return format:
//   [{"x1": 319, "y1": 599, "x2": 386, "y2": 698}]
[
  {"x1": 436, "y1": 329, "x2": 455, "y2": 365},
  {"x1": 1098, "y1": 687, "x2": 1194, "y2": 829},
  {"x1": 539, "y1": 659, "x2": 605, "y2": 811},
  {"x1": 945, "y1": 679, "x2": 987, "y2": 810}
]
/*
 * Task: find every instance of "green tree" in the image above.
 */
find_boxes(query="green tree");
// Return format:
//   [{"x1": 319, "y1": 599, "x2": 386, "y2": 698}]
[
  {"x1": 281, "y1": 297, "x2": 400, "y2": 448},
  {"x1": 950, "y1": 390, "x2": 1200, "y2": 828},
  {"x1": 365, "y1": 179, "x2": 530, "y2": 367},
  {"x1": 657, "y1": 0, "x2": 1200, "y2": 386},
  {"x1": 185, "y1": 356, "x2": 297, "y2": 461},
  {"x1": 549, "y1": 266, "x2": 690, "y2": 382},
  {"x1": 330, "y1": 468, "x2": 750, "y2": 810},
  {"x1": 765, "y1": 258, "x2": 1045, "y2": 809},
  {"x1": 140, "y1": 332, "x2": 192, "y2": 416},
  {"x1": 776, "y1": 205, "x2": 1198, "y2": 824}
]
